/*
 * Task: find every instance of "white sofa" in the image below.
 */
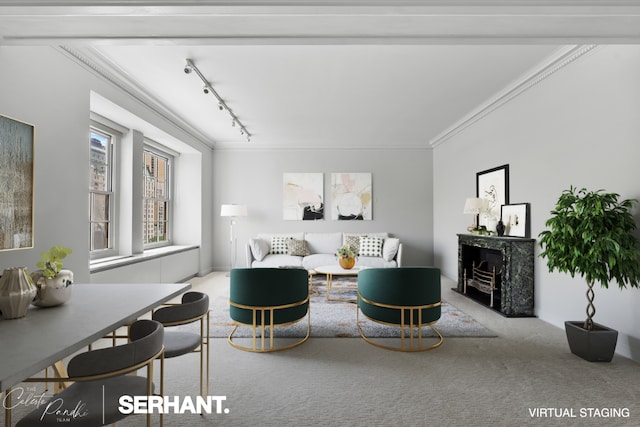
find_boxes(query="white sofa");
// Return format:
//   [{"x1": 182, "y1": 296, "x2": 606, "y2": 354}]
[{"x1": 245, "y1": 232, "x2": 402, "y2": 270}]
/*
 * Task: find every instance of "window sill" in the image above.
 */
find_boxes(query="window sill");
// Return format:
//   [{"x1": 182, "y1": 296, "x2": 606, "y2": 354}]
[{"x1": 90, "y1": 245, "x2": 199, "y2": 274}]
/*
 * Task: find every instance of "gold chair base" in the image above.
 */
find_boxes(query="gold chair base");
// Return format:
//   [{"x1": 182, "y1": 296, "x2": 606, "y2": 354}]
[
  {"x1": 356, "y1": 307, "x2": 444, "y2": 352},
  {"x1": 228, "y1": 313, "x2": 310, "y2": 353}
]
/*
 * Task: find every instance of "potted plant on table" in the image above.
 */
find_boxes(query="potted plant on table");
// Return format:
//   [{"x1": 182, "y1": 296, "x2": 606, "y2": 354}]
[
  {"x1": 538, "y1": 186, "x2": 640, "y2": 362},
  {"x1": 336, "y1": 244, "x2": 358, "y2": 270},
  {"x1": 31, "y1": 245, "x2": 74, "y2": 307}
]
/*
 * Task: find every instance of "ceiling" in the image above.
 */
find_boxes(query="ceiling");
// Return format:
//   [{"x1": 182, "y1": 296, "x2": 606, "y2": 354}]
[{"x1": 2, "y1": 1, "x2": 640, "y2": 150}]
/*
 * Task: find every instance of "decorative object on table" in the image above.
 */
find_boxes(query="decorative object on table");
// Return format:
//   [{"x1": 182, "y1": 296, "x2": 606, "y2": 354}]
[
  {"x1": 331, "y1": 172, "x2": 372, "y2": 220},
  {"x1": 220, "y1": 204, "x2": 248, "y2": 271},
  {"x1": 463, "y1": 197, "x2": 489, "y2": 233},
  {"x1": 31, "y1": 245, "x2": 74, "y2": 307},
  {"x1": 501, "y1": 203, "x2": 530, "y2": 237},
  {"x1": 539, "y1": 186, "x2": 640, "y2": 362},
  {"x1": 336, "y1": 244, "x2": 357, "y2": 269},
  {"x1": 495, "y1": 220, "x2": 506, "y2": 236},
  {"x1": 283, "y1": 173, "x2": 324, "y2": 220},
  {"x1": 0, "y1": 114, "x2": 34, "y2": 251},
  {"x1": 476, "y1": 164, "x2": 509, "y2": 229},
  {"x1": 0, "y1": 267, "x2": 37, "y2": 319}
]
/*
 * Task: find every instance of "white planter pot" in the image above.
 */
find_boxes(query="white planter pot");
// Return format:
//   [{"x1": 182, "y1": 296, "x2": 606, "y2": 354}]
[{"x1": 31, "y1": 269, "x2": 74, "y2": 307}]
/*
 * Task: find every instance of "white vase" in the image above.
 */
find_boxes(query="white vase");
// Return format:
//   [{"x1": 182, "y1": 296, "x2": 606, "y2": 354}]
[
  {"x1": 31, "y1": 269, "x2": 74, "y2": 307},
  {"x1": 0, "y1": 267, "x2": 37, "y2": 319}
]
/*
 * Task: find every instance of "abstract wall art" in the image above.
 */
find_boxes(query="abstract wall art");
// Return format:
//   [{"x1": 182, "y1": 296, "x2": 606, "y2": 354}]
[
  {"x1": 283, "y1": 173, "x2": 324, "y2": 220},
  {"x1": 0, "y1": 114, "x2": 34, "y2": 250},
  {"x1": 331, "y1": 173, "x2": 372, "y2": 220}
]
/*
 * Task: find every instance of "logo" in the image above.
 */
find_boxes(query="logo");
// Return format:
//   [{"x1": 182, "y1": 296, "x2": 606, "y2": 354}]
[
  {"x1": 118, "y1": 395, "x2": 230, "y2": 415},
  {"x1": 3, "y1": 386, "x2": 89, "y2": 423}
]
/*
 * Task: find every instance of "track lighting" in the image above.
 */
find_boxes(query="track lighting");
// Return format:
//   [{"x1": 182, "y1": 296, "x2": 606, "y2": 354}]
[{"x1": 183, "y1": 58, "x2": 251, "y2": 142}]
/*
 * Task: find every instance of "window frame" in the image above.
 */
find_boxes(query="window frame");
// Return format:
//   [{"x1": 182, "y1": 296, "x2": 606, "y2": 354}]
[
  {"x1": 89, "y1": 122, "x2": 119, "y2": 260},
  {"x1": 142, "y1": 142, "x2": 174, "y2": 249}
]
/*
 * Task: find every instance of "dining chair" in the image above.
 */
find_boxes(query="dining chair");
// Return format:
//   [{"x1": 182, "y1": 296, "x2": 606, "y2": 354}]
[
  {"x1": 357, "y1": 267, "x2": 444, "y2": 352},
  {"x1": 152, "y1": 291, "x2": 210, "y2": 397},
  {"x1": 16, "y1": 319, "x2": 164, "y2": 426}
]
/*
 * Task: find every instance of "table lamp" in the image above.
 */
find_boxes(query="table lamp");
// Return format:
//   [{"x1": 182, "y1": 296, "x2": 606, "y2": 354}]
[{"x1": 463, "y1": 197, "x2": 487, "y2": 232}]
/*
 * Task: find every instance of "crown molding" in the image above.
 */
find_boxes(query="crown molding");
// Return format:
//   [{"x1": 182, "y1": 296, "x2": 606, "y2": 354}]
[
  {"x1": 429, "y1": 44, "x2": 597, "y2": 148},
  {"x1": 58, "y1": 45, "x2": 215, "y2": 151}
]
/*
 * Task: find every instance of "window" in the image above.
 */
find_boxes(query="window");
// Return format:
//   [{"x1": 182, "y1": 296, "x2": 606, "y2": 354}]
[
  {"x1": 89, "y1": 127, "x2": 115, "y2": 256},
  {"x1": 143, "y1": 146, "x2": 172, "y2": 247}
]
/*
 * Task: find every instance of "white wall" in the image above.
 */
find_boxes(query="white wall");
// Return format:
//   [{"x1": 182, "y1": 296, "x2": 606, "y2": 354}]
[
  {"x1": 212, "y1": 148, "x2": 434, "y2": 269},
  {"x1": 433, "y1": 45, "x2": 640, "y2": 360},
  {"x1": 0, "y1": 46, "x2": 214, "y2": 282}
]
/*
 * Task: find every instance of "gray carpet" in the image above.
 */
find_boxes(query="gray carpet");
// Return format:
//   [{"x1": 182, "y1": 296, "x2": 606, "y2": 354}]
[
  {"x1": 212, "y1": 276, "x2": 496, "y2": 339},
  {"x1": 3, "y1": 274, "x2": 640, "y2": 427}
]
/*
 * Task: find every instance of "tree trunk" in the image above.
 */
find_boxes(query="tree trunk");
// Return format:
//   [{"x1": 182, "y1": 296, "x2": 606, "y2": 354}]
[{"x1": 584, "y1": 280, "x2": 595, "y2": 330}]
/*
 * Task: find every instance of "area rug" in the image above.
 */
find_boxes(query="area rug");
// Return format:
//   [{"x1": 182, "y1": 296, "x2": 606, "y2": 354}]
[{"x1": 207, "y1": 276, "x2": 497, "y2": 339}]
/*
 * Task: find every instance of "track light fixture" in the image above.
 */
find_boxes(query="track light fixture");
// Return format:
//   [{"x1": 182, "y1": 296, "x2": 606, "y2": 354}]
[{"x1": 183, "y1": 58, "x2": 251, "y2": 141}]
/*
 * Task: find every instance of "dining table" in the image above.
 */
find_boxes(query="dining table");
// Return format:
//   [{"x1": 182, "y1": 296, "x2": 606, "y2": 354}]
[{"x1": 0, "y1": 282, "x2": 191, "y2": 426}]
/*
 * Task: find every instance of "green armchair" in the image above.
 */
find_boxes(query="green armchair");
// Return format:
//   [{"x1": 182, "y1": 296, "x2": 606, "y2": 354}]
[
  {"x1": 357, "y1": 267, "x2": 443, "y2": 352},
  {"x1": 229, "y1": 268, "x2": 310, "y2": 352}
]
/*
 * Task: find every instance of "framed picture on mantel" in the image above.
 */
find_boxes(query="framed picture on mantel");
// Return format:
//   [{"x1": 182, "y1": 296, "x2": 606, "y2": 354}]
[
  {"x1": 476, "y1": 164, "x2": 509, "y2": 227},
  {"x1": 501, "y1": 203, "x2": 530, "y2": 238}
]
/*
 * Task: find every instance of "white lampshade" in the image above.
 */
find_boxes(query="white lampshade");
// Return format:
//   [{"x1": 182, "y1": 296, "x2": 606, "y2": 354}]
[
  {"x1": 463, "y1": 198, "x2": 484, "y2": 214},
  {"x1": 220, "y1": 204, "x2": 248, "y2": 217}
]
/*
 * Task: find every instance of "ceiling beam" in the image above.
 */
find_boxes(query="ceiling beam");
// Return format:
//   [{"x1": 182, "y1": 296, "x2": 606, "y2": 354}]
[{"x1": 2, "y1": 1, "x2": 640, "y2": 45}]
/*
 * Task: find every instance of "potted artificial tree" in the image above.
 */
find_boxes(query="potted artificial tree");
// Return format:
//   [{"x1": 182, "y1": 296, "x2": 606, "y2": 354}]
[{"x1": 538, "y1": 187, "x2": 640, "y2": 362}]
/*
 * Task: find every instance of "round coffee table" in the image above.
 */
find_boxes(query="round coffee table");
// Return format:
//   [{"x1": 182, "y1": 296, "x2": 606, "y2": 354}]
[{"x1": 314, "y1": 265, "x2": 368, "y2": 302}]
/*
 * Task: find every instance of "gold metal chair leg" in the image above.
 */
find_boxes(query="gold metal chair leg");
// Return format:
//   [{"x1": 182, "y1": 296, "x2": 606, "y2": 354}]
[
  {"x1": 4, "y1": 389, "x2": 11, "y2": 427},
  {"x1": 356, "y1": 306, "x2": 444, "y2": 352}
]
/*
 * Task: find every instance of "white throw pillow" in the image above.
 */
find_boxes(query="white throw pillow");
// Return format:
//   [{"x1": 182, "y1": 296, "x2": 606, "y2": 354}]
[
  {"x1": 359, "y1": 236, "x2": 383, "y2": 257},
  {"x1": 271, "y1": 236, "x2": 292, "y2": 255},
  {"x1": 250, "y1": 238, "x2": 270, "y2": 261},
  {"x1": 382, "y1": 238, "x2": 400, "y2": 261}
]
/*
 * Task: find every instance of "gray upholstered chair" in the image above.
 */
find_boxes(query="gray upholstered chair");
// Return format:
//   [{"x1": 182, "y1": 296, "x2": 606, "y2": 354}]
[
  {"x1": 17, "y1": 319, "x2": 164, "y2": 426},
  {"x1": 229, "y1": 268, "x2": 310, "y2": 352},
  {"x1": 152, "y1": 291, "x2": 210, "y2": 397},
  {"x1": 357, "y1": 267, "x2": 444, "y2": 352}
]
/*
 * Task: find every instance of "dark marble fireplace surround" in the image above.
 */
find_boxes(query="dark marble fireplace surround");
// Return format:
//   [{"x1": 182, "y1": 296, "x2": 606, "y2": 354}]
[{"x1": 457, "y1": 234, "x2": 535, "y2": 317}]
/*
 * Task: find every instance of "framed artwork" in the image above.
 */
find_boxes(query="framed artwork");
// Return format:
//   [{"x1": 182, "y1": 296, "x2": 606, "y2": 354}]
[
  {"x1": 331, "y1": 173, "x2": 372, "y2": 220},
  {"x1": 476, "y1": 164, "x2": 509, "y2": 227},
  {"x1": 501, "y1": 203, "x2": 530, "y2": 237},
  {"x1": 283, "y1": 173, "x2": 324, "y2": 220},
  {"x1": 0, "y1": 115, "x2": 34, "y2": 250}
]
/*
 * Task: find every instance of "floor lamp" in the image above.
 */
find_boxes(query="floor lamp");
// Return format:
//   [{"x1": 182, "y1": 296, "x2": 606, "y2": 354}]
[{"x1": 220, "y1": 204, "x2": 248, "y2": 272}]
